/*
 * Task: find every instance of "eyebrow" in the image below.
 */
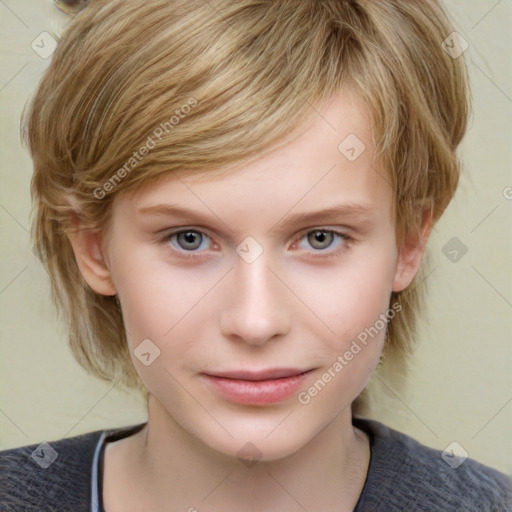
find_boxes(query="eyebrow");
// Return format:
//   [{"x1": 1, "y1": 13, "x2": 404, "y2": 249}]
[
  {"x1": 267, "y1": 202, "x2": 376, "y2": 233},
  {"x1": 138, "y1": 203, "x2": 233, "y2": 231},
  {"x1": 137, "y1": 202, "x2": 375, "y2": 232}
]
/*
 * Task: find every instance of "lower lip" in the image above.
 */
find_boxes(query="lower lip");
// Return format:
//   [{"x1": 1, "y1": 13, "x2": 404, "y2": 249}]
[{"x1": 202, "y1": 372, "x2": 311, "y2": 405}]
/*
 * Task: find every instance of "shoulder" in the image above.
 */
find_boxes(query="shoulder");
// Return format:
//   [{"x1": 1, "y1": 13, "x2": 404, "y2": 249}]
[
  {"x1": 354, "y1": 418, "x2": 512, "y2": 512},
  {"x1": 0, "y1": 428, "x2": 106, "y2": 512}
]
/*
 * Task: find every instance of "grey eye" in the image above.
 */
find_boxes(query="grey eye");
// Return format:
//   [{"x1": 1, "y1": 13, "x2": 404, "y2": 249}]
[
  {"x1": 307, "y1": 230, "x2": 334, "y2": 250},
  {"x1": 175, "y1": 230, "x2": 204, "y2": 250}
]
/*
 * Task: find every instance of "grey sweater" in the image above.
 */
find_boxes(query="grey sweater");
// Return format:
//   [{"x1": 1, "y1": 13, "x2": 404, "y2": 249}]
[{"x1": 1, "y1": 419, "x2": 511, "y2": 511}]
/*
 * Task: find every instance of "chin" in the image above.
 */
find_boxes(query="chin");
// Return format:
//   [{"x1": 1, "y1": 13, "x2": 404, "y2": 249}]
[
  {"x1": 192, "y1": 414, "x2": 319, "y2": 464},
  {"x1": 211, "y1": 434, "x2": 310, "y2": 464}
]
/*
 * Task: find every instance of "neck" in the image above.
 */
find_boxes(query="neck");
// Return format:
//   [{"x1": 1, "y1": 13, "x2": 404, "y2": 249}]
[{"x1": 110, "y1": 394, "x2": 370, "y2": 512}]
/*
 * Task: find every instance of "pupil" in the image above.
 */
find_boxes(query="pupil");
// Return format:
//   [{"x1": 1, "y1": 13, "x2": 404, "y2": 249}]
[
  {"x1": 308, "y1": 230, "x2": 333, "y2": 249},
  {"x1": 179, "y1": 231, "x2": 201, "y2": 250}
]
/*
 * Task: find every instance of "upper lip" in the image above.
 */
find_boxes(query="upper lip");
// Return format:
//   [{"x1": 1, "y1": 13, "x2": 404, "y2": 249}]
[{"x1": 204, "y1": 368, "x2": 312, "y2": 381}]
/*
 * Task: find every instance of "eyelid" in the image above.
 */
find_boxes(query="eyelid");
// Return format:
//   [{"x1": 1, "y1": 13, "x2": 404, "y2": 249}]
[
  {"x1": 159, "y1": 225, "x2": 216, "y2": 239},
  {"x1": 292, "y1": 225, "x2": 352, "y2": 242},
  {"x1": 299, "y1": 224, "x2": 351, "y2": 234}
]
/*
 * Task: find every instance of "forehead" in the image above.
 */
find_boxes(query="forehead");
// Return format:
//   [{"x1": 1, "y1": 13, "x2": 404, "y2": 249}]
[{"x1": 117, "y1": 91, "x2": 392, "y2": 225}]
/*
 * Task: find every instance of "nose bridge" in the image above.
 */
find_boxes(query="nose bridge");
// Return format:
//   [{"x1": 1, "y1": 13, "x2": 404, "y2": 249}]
[
  {"x1": 236, "y1": 256, "x2": 276, "y2": 306},
  {"x1": 220, "y1": 252, "x2": 291, "y2": 345}
]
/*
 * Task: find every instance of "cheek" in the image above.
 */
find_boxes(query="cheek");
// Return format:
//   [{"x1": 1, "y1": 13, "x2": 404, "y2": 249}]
[
  {"x1": 111, "y1": 258, "x2": 205, "y2": 394},
  {"x1": 291, "y1": 244, "x2": 397, "y2": 344},
  {"x1": 113, "y1": 248, "x2": 219, "y2": 340},
  {"x1": 293, "y1": 252, "x2": 397, "y2": 407}
]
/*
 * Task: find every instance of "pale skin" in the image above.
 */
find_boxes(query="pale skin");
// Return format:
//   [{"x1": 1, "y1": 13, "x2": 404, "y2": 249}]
[{"x1": 69, "y1": 91, "x2": 429, "y2": 511}]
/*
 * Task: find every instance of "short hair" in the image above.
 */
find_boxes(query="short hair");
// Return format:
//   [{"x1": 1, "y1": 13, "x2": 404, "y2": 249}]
[{"x1": 25, "y1": 0, "x2": 470, "y2": 412}]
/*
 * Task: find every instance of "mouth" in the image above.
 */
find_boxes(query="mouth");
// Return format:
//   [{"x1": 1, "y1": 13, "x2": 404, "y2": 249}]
[
  {"x1": 200, "y1": 368, "x2": 314, "y2": 405},
  {"x1": 205, "y1": 368, "x2": 311, "y2": 381}
]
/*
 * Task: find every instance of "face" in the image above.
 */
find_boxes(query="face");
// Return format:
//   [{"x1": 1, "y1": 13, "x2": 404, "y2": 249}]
[{"x1": 87, "y1": 92, "x2": 422, "y2": 461}]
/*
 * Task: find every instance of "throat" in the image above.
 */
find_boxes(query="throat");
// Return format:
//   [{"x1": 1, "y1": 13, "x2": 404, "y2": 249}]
[{"x1": 102, "y1": 420, "x2": 370, "y2": 512}]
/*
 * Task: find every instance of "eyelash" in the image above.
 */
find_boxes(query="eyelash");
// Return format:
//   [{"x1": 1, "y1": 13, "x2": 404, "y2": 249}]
[{"x1": 159, "y1": 227, "x2": 353, "y2": 260}]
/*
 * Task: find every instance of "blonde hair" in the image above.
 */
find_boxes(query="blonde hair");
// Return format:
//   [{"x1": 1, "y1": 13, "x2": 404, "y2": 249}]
[{"x1": 25, "y1": 0, "x2": 470, "y2": 411}]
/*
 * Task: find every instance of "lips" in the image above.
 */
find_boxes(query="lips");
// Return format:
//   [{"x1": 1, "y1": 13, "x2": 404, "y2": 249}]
[
  {"x1": 201, "y1": 368, "x2": 313, "y2": 405},
  {"x1": 205, "y1": 368, "x2": 310, "y2": 381}
]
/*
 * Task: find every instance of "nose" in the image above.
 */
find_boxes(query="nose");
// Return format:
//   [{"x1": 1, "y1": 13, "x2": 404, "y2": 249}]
[{"x1": 219, "y1": 254, "x2": 292, "y2": 346}]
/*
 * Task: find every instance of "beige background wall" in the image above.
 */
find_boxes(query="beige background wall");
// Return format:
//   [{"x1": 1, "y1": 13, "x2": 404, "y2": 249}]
[{"x1": 1, "y1": 0, "x2": 511, "y2": 473}]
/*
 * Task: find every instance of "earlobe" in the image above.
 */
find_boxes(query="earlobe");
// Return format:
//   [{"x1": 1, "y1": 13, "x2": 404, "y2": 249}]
[
  {"x1": 67, "y1": 227, "x2": 117, "y2": 296},
  {"x1": 392, "y1": 212, "x2": 432, "y2": 292}
]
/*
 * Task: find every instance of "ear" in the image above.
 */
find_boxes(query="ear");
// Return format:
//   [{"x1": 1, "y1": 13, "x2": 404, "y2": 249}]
[
  {"x1": 392, "y1": 210, "x2": 432, "y2": 292},
  {"x1": 67, "y1": 226, "x2": 116, "y2": 296}
]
